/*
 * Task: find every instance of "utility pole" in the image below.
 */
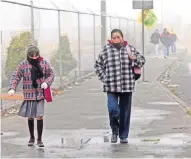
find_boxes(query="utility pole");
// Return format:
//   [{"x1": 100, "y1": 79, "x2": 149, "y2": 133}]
[
  {"x1": 133, "y1": 0, "x2": 153, "y2": 82},
  {"x1": 141, "y1": 7, "x2": 145, "y2": 81}
]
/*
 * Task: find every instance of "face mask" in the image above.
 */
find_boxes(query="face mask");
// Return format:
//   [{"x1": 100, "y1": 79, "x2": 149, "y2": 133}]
[
  {"x1": 31, "y1": 59, "x2": 39, "y2": 65},
  {"x1": 28, "y1": 56, "x2": 40, "y2": 66},
  {"x1": 112, "y1": 42, "x2": 123, "y2": 50}
]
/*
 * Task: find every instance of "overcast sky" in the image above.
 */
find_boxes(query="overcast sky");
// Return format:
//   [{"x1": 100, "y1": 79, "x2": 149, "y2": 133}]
[{"x1": 0, "y1": 0, "x2": 190, "y2": 30}]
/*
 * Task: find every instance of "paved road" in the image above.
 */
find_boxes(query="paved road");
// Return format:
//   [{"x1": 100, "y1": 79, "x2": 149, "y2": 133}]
[
  {"x1": 164, "y1": 52, "x2": 191, "y2": 107},
  {"x1": 2, "y1": 55, "x2": 191, "y2": 158}
]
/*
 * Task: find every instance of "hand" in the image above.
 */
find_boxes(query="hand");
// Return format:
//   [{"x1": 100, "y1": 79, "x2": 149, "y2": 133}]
[
  {"x1": 129, "y1": 54, "x2": 135, "y2": 60},
  {"x1": 8, "y1": 89, "x2": 15, "y2": 96},
  {"x1": 41, "y1": 82, "x2": 48, "y2": 89}
]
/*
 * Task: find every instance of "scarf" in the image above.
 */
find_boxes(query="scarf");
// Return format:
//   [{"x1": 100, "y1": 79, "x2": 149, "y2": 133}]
[
  {"x1": 28, "y1": 57, "x2": 44, "y2": 89},
  {"x1": 108, "y1": 40, "x2": 128, "y2": 50},
  {"x1": 112, "y1": 43, "x2": 123, "y2": 50}
]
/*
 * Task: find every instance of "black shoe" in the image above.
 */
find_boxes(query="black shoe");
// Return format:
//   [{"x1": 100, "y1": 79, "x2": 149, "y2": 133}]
[
  {"x1": 111, "y1": 134, "x2": 118, "y2": 143},
  {"x1": 120, "y1": 138, "x2": 128, "y2": 144},
  {"x1": 28, "y1": 138, "x2": 35, "y2": 146},
  {"x1": 37, "y1": 140, "x2": 44, "y2": 147}
]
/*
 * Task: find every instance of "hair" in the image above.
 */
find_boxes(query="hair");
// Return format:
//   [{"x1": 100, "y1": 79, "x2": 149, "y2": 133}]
[
  {"x1": 111, "y1": 29, "x2": 123, "y2": 38},
  {"x1": 27, "y1": 45, "x2": 40, "y2": 58}
]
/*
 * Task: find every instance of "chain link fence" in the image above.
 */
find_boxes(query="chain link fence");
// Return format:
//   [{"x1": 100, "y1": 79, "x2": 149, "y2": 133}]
[{"x1": 0, "y1": 0, "x2": 161, "y2": 111}]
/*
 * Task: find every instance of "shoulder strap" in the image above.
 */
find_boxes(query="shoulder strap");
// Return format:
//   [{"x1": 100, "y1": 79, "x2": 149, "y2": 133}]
[
  {"x1": 126, "y1": 45, "x2": 131, "y2": 55},
  {"x1": 126, "y1": 45, "x2": 134, "y2": 67}
]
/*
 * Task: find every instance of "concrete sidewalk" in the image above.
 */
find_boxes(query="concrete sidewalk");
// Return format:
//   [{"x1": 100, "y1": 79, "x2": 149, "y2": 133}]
[{"x1": 1, "y1": 56, "x2": 191, "y2": 158}]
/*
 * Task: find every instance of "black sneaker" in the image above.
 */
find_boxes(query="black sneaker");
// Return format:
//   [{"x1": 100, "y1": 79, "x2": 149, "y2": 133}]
[
  {"x1": 37, "y1": 140, "x2": 44, "y2": 147},
  {"x1": 111, "y1": 134, "x2": 118, "y2": 143},
  {"x1": 120, "y1": 138, "x2": 128, "y2": 144},
  {"x1": 28, "y1": 138, "x2": 35, "y2": 146}
]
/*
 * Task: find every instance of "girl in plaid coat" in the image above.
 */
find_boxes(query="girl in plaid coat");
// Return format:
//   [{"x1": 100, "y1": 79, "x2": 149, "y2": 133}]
[
  {"x1": 95, "y1": 29, "x2": 145, "y2": 144},
  {"x1": 8, "y1": 46, "x2": 54, "y2": 147}
]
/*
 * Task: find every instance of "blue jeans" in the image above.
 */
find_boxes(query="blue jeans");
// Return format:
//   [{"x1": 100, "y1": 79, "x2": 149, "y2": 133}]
[
  {"x1": 171, "y1": 42, "x2": 176, "y2": 53},
  {"x1": 163, "y1": 45, "x2": 169, "y2": 56},
  {"x1": 107, "y1": 92, "x2": 132, "y2": 139}
]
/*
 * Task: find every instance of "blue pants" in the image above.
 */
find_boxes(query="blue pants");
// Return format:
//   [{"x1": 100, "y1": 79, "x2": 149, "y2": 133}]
[
  {"x1": 107, "y1": 92, "x2": 132, "y2": 139},
  {"x1": 171, "y1": 42, "x2": 176, "y2": 53},
  {"x1": 163, "y1": 45, "x2": 169, "y2": 56}
]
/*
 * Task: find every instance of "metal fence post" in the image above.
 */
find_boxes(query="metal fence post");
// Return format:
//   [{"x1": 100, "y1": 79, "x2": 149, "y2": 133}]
[
  {"x1": 101, "y1": 0, "x2": 106, "y2": 48},
  {"x1": 30, "y1": 0, "x2": 35, "y2": 45},
  {"x1": 119, "y1": 18, "x2": 121, "y2": 29},
  {"x1": 93, "y1": 14, "x2": 96, "y2": 63},
  {"x1": 58, "y1": 10, "x2": 62, "y2": 87},
  {"x1": 110, "y1": 16, "x2": 112, "y2": 31},
  {"x1": 0, "y1": 31, "x2": 2, "y2": 110},
  {"x1": 77, "y1": 12, "x2": 81, "y2": 77},
  {"x1": 126, "y1": 19, "x2": 129, "y2": 40}
]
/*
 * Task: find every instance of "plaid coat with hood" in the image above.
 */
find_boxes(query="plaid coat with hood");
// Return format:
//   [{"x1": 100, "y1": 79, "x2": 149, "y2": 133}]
[
  {"x1": 9, "y1": 57, "x2": 54, "y2": 100},
  {"x1": 94, "y1": 41, "x2": 145, "y2": 93}
]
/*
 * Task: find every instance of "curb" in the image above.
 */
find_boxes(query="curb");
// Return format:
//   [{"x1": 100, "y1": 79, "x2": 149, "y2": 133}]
[
  {"x1": 62, "y1": 72, "x2": 95, "y2": 88},
  {"x1": 154, "y1": 57, "x2": 178, "y2": 81},
  {"x1": 1, "y1": 71, "x2": 95, "y2": 118},
  {"x1": 155, "y1": 81, "x2": 191, "y2": 114},
  {"x1": 154, "y1": 52, "x2": 191, "y2": 115}
]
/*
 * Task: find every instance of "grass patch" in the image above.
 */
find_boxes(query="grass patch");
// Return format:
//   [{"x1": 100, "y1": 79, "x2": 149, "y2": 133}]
[
  {"x1": 187, "y1": 109, "x2": 191, "y2": 116},
  {"x1": 170, "y1": 88, "x2": 177, "y2": 95}
]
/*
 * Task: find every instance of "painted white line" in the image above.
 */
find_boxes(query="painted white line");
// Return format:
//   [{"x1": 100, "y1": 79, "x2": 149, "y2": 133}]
[
  {"x1": 148, "y1": 102, "x2": 179, "y2": 105},
  {"x1": 188, "y1": 62, "x2": 191, "y2": 74}
]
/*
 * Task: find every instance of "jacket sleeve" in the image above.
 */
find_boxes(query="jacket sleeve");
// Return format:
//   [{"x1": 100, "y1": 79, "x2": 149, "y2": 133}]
[
  {"x1": 160, "y1": 34, "x2": 164, "y2": 44},
  {"x1": 44, "y1": 61, "x2": 55, "y2": 87},
  {"x1": 130, "y1": 46, "x2": 146, "y2": 68},
  {"x1": 94, "y1": 51, "x2": 106, "y2": 82},
  {"x1": 9, "y1": 62, "x2": 24, "y2": 90}
]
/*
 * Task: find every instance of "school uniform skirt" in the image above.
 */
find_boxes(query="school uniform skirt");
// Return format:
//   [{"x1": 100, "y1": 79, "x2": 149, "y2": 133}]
[{"x1": 18, "y1": 100, "x2": 45, "y2": 118}]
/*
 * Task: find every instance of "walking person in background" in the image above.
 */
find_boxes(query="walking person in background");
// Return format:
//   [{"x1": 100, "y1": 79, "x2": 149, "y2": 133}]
[
  {"x1": 150, "y1": 29, "x2": 160, "y2": 58},
  {"x1": 8, "y1": 46, "x2": 54, "y2": 147},
  {"x1": 94, "y1": 29, "x2": 145, "y2": 144},
  {"x1": 160, "y1": 28, "x2": 172, "y2": 58},
  {"x1": 170, "y1": 28, "x2": 178, "y2": 53}
]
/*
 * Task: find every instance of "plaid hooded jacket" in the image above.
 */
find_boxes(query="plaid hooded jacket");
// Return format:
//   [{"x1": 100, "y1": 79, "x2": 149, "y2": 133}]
[
  {"x1": 94, "y1": 41, "x2": 145, "y2": 93},
  {"x1": 9, "y1": 57, "x2": 54, "y2": 100}
]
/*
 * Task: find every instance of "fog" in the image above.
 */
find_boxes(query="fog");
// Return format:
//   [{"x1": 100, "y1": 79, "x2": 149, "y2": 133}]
[{"x1": 0, "y1": 0, "x2": 191, "y2": 70}]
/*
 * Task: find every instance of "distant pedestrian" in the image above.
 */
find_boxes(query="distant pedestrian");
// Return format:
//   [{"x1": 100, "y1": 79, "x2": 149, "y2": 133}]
[
  {"x1": 94, "y1": 29, "x2": 145, "y2": 144},
  {"x1": 160, "y1": 28, "x2": 172, "y2": 58},
  {"x1": 8, "y1": 46, "x2": 54, "y2": 147},
  {"x1": 150, "y1": 29, "x2": 160, "y2": 58},
  {"x1": 170, "y1": 28, "x2": 178, "y2": 53}
]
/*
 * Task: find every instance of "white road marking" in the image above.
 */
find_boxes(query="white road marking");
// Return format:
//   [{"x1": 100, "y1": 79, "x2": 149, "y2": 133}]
[
  {"x1": 188, "y1": 62, "x2": 191, "y2": 74},
  {"x1": 148, "y1": 102, "x2": 179, "y2": 105}
]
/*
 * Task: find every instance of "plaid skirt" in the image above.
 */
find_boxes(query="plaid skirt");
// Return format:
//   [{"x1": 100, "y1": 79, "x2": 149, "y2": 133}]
[{"x1": 18, "y1": 100, "x2": 44, "y2": 118}]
